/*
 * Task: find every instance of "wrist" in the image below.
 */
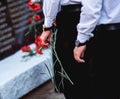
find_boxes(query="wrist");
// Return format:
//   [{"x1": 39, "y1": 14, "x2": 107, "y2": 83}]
[
  {"x1": 42, "y1": 25, "x2": 53, "y2": 32},
  {"x1": 75, "y1": 40, "x2": 88, "y2": 47}
]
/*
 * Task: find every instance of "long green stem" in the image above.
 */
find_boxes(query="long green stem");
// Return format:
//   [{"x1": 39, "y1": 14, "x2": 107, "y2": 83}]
[{"x1": 52, "y1": 28, "x2": 74, "y2": 86}]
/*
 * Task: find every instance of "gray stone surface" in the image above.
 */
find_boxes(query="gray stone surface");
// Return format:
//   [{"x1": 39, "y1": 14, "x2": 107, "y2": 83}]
[
  {"x1": 48, "y1": 93, "x2": 66, "y2": 99},
  {"x1": 0, "y1": 44, "x2": 54, "y2": 99},
  {"x1": 21, "y1": 80, "x2": 66, "y2": 99}
]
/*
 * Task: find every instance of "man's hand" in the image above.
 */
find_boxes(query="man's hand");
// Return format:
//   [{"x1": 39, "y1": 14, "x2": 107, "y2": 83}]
[
  {"x1": 40, "y1": 30, "x2": 52, "y2": 47},
  {"x1": 73, "y1": 45, "x2": 86, "y2": 63}
]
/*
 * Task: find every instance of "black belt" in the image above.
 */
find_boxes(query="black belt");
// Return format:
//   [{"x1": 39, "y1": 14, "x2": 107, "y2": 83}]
[
  {"x1": 96, "y1": 23, "x2": 120, "y2": 31},
  {"x1": 61, "y1": 4, "x2": 81, "y2": 12}
]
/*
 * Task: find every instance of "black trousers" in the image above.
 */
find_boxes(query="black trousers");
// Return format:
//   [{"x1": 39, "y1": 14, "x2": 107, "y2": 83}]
[
  {"x1": 54, "y1": 6, "x2": 120, "y2": 98},
  {"x1": 54, "y1": 5, "x2": 95, "y2": 99},
  {"x1": 92, "y1": 28, "x2": 120, "y2": 98}
]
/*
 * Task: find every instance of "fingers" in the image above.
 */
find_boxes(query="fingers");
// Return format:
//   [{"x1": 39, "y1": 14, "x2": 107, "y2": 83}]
[
  {"x1": 73, "y1": 46, "x2": 86, "y2": 63},
  {"x1": 43, "y1": 34, "x2": 52, "y2": 47},
  {"x1": 41, "y1": 39, "x2": 50, "y2": 48},
  {"x1": 40, "y1": 30, "x2": 52, "y2": 47},
  {"x1": 74, "y1": 52, "x2": 85, "y2": 63},
  {"x1": 47, "y1": 34, "x2": 52, "y2": 43}
]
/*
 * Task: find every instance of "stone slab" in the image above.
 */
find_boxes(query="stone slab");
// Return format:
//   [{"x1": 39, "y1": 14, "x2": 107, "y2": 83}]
[{"x1": 0, "y1": 44, "x2": 53, "y2": 99}]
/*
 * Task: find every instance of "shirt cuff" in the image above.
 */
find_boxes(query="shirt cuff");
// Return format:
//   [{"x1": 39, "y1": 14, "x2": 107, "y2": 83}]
[
  {"x1": 76, "y1": 32, "x2": 93, "y2": 43},
  {"x1": 44, "y1": 18, "x2": 54, "y2": 27},
  {"x1": 31, "y1": 0, "x2": 40, "y2": 3}
]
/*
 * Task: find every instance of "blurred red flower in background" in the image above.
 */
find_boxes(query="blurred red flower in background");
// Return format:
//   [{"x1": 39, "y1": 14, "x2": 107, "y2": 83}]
[
  {"x1": 27, "y1": 1, "x2": 41, "y2": 11},
  {"x1": 34, "y1": 14, "x2": 41, "y2": 21},
  {"x1": 28, "y1": 18, "x2": 33, "y2": 23},
  {"x1": 28, "y1": 15, "x2": 41, "y2": 23}
]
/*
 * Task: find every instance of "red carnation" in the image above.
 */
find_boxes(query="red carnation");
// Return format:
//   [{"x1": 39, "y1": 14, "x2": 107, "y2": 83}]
[
  {"x1": 36, "y1": 46, "x2": 43, "y2": 54},
  {"x1": 34, "y1": 35, "x2": 42, "y2": 46},
  {"x1": 34, "y1": 15, "x2": 41, "y2": 21},
  {"x1": 28, "y1": 17, "x2": 33, "y2": 23},
  {"x1": 28, "y1": 1, "x2": 41, "y2": 11},
  {"x1": 34, "y1": 35, "x2": 47, "y2": 48},
  {"x1": 21, "y1": 46, "x2": 32, "y2": 52}
]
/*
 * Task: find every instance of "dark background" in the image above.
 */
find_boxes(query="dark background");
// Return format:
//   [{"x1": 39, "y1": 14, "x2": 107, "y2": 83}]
[{"x1": 0, "y1": 0, "x2": 44, "y2": 60}]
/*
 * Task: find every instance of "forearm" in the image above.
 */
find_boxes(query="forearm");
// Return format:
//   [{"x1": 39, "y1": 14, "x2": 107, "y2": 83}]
[
  {"x1": 77, "y1": 0, "x2": 102, "y2": 43},
  {"x1": 43, "y1": 0, "x2": 61, "y2": 27}
]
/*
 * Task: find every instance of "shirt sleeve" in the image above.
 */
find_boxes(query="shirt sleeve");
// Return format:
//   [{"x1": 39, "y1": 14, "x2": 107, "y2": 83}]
[
  {"x1": 43, "y1": 0, "x2": 61, "y2": 27},
  {"x1": 31, "y1": 0, "x2": 40, "y2": 3},
  {"x1": 76, "y1": 0, "x2": 102, "y2": 43}
]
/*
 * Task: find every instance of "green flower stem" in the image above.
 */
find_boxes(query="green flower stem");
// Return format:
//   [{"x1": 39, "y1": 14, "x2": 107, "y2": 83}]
[
  {"x1": 44, "y1": 63, "x2": 60, "y2": 92},
  {"x1": 52, "y1": 29, "x2": 74, "y2": 85},
  {"x1": 52, "y1": 47, "x2": 74, "y2": 85}
]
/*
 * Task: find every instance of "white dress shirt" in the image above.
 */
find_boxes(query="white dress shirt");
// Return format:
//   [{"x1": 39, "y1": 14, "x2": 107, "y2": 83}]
[
  {"x1": 31, "y1": 0, "x2": 81, "y2": 27},
  {"x1": 77, "y1": 0, "x2": 120, "y2": 43},
  {"x1": 31, "y1": 0, "x2": 120, "y2": 43}
]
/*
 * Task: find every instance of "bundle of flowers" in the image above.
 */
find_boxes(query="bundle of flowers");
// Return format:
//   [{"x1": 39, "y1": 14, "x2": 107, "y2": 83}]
[{"x1": 21, "y1": 0, "x2": 43, "y2": 56}]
